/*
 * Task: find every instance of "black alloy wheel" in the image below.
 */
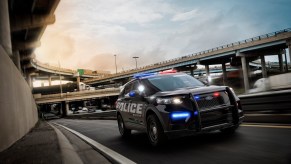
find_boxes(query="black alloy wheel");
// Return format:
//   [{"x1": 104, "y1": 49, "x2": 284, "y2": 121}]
[
  {"x1": 117, "y1": 115, "x2": 131, "y2": 137},
  {"x1": 146, "y1": 114, "x2": 167, "y2": 146}
]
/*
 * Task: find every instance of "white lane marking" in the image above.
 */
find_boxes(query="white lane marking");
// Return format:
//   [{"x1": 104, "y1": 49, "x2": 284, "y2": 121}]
[
  {"x1": 53, "y1": 122, "x2": 136, "y2": 164},
  {"x1": 242, "y1": 124, "x2": 291, "y2": 129}
]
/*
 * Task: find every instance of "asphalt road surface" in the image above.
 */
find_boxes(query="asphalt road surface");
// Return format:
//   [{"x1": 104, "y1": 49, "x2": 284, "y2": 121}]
[{"x1": 52, "y1": 119, "x2": 291, "y2": 164}]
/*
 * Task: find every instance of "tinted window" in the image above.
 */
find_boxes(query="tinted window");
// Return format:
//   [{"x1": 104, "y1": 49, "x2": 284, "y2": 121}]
[{"x1": 146, "y1": 74, "x2": 204, "y2": 91}]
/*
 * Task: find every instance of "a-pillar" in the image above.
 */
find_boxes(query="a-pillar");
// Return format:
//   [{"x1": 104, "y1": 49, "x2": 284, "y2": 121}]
[
  {"x1": 0, "y1": 0, "x2": 12, "y2": 56},
  {"x1": 222, "y1": 62, "x2": 227, "y2": 85},
  {"x1": 260, "y1": 55, "x2": 267, "y2": 78},
  {"x1": 13, "y1": 50, "x2": 21, "y2": 70},
  {"x1": 240, "y1": 55, "x2": 250, "y2": 93},
  {"x1": 48, "y1": 75, "x2": 52, "y2": 86},
  {"x1": 278, "y1": 52, "x2": 284, "y2": 72},
  {"x1": 76, "y1": 76, "x2": 81, "y2": 91}
]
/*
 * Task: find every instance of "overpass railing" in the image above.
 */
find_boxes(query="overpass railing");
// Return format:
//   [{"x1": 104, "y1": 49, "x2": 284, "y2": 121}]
[{"x1": 31, "y1": 58, "x2": 110, "y2": 77}]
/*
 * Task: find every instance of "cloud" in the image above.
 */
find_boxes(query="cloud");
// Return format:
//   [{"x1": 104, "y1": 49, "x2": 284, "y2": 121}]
[
  {"x1": 35, "y1": 0, "x2": 291, "y2": 73},
  {"x1": 171, "y1": 9, "x2": 200, "y2": 22}
]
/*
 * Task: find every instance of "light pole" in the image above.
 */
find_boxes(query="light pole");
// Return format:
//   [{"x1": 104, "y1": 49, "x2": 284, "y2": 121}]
[
  {"x1": 133, "y1": 56, "x2": 139, "y2": 69},
  {"x1": 114, "y1": 54, "x2": 117, "y2": 74}
]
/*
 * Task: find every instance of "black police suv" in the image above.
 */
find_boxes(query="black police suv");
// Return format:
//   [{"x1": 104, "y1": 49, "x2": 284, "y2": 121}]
[{"x1": 116, "y1": 70, "x2": 244, "y2": 146}]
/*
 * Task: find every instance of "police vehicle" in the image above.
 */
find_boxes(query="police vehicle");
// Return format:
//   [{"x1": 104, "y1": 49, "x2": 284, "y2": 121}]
[{"x1": 116, "y1": 70, "x2": 244, "y2": 146}]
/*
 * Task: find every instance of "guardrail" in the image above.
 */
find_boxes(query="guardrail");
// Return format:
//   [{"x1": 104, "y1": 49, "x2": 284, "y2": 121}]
[{"x1": 238, "y1": 89, "x2": 291, "y2": 124}]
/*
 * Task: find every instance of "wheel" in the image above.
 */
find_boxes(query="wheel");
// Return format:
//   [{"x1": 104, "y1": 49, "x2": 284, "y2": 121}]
[
  {"x1": 146, "y1": 114, "x2": 167, "y2": 146},
  {"x1": 117, "y1": 115, "x2": 131, "y2": 137},
  {"x1": 220, "y1": 125, "x2": 239, "y2": 134}
]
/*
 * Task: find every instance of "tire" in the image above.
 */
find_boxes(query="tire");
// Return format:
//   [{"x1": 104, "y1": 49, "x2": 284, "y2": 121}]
[
  {"x1": 146, "y1": 114, "x2": 167, "y2": 146},
  {"x1": 220, "y1": 125, "x2": 239, "y2": 134},
  {"x1": 117, "y1": 115, "x2": 131, "y2": 138}
]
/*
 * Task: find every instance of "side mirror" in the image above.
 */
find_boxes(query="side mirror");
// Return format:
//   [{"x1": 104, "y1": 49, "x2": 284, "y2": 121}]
[{"x1": 129, "y1": 90, "x2": 144, "y2": 98}]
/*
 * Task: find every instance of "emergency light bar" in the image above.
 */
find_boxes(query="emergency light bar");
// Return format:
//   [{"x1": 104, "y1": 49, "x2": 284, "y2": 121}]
[{"x1": 133, "y1": 69, "x2": 178, "y2": 79}]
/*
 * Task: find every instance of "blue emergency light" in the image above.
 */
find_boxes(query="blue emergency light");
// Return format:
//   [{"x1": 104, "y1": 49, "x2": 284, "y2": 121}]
[{"x1": 171, "y1": 112, "x2": 190, "y2": 120}]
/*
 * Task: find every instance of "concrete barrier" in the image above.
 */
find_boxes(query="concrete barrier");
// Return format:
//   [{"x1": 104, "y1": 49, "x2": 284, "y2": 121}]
[{"x1": 0, "y1": 46, "x2": 38, "y2": 152}]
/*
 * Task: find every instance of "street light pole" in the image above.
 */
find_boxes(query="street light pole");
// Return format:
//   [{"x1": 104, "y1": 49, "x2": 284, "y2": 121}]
[
  {"x1": 133, "y1": 56, "x2": 139, "y2": 69},
  {"x1": 114, "y1": 54, "x2": 117, "y2": 74}
]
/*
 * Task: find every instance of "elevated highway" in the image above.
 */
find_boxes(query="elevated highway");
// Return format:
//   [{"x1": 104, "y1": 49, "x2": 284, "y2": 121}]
[{"x1": 84, "y1": 28, "x2": 291, "y2": 93}]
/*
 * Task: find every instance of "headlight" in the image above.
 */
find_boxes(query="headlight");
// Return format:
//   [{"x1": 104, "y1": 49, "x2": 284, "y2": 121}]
[{"x1": 156, "y1": 97, "x2": 183, "y2": 105}]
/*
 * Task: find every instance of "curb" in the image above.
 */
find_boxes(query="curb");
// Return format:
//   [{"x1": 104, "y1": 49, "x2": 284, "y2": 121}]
[
  {"x1": 52, "y1": 122, "x2": 136, "y2": 164},
  {"x1": 48, "y1": 123, "x2": 84, "y2": 164}
]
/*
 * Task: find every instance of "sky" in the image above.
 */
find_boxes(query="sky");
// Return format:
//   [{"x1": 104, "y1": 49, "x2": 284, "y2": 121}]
[{"x1": 35, "y1": 0, "x2": 291, "y2": 73}]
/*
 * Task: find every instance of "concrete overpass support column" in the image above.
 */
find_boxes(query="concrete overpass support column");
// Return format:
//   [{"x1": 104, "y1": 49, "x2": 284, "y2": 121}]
[
  {"x1": 66, "y1": 102, "x2": 70, "y2": 116},
  {"x1": 241, "y1": 56, "x2": 250, "y2": 93},
  {"x1": 48, "y1": 76, "x2": 52, "y2": 86},
  {"x1": 222, "y1": 62, "x2": 227, "y2": 85},
  {"x1": 190, "y1": 67, "x2": 194, "y2": 76},
  {"x1": 260, "y1": 55, "x2": 267, "y2": 78},
  {"x1": 205, "y1": 65, "x2": 210, "y2": 77},
  {"x1": 77, "y1": 76, "x2": 80, "y2": 91},
  {"x1": 278, "y1": 53, "x2": 284, "y2": 72},
  {"x1": 13, "y1": 51, "x2": 21, "y2": 70},
  {"x1": 26, "y1": 74, "x2": 32, "y2": 88},
  {"x1": 283, "y1": 49, "x2": 288, "y2": 72},
  {"x1": 287, "y1": 41, "x2": 291, "y2": 64},
  {"x1": 0, "y1": 0, "x2": 12, "y2": 56}
]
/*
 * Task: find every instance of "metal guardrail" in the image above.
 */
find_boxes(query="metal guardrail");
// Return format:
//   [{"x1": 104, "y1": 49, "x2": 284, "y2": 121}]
[
  {"x1": 238, "y1": 89, "x2": 291, "y2": 113},
  {"x1": 85, "y1": 27, "x2": 291, "y2": 84}
]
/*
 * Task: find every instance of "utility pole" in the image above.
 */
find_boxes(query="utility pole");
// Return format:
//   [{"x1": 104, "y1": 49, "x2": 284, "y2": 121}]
[{"x1": 114, "y1": 54, "x2": 117, "y2": 74}]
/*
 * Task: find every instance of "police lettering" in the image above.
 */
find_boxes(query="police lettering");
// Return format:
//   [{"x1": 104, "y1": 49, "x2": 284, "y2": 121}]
[{"x1": 116, "y1": 102, "x2": 143, "y2": 114}]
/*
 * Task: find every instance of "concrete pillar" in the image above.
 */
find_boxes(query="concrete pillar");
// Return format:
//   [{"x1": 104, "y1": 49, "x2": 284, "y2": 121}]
[
  {"x1": 13, "y1": 51, "x2": 21, "y2": 70},
  {"x1": 283, "y1": 49, "x2": 288, "y2": 72},
  {"x1": 222, "y1": 62, "x2": 227, "y2": 85},
  {"x1": 260, "y1": 55, "x2": 267, "y2": 78},
  {"x1": 0, "y1": 0, "x2": 12, "y2": 55},
  {"x1": 241, "y1": 56, "x2": 250, "y2": 93},
  {"x1": 205, "y1": 65, "x2": 210, "y2": 77},
  {"x1": 77, "y1": 76, "x2": 81, "y2": 91},
  {"x1": 278, "y1": 53, "x2": 284, "y2": 72},
  {"x1": 26, "y1": 74, "x2": 32, "y2": 88},
  {"x1": 287, "y1": 41, "x2": 291, "y2": 64},
  {"x1": 190, "y1": 67, "x2": 194, "y2": 76},
  {"x1": 66, "y1": 102, "x2": 70, "y2": 115},
  {"x1": 48, "y1": 75, "x2": 52, "y2": 86}
]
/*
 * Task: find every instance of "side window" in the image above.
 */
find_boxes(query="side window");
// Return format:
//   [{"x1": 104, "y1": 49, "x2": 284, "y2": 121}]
[{"x1": 123, "y1": 83, "x2": 132, "y2": 97}]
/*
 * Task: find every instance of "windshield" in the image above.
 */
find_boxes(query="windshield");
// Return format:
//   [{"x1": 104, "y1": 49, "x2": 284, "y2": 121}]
[{"x1": 146, "y1": 73, "x2": 204, "y2": 91}]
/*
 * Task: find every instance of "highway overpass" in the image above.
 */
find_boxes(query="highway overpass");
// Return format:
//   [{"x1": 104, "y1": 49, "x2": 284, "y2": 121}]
[{"x1": 83, "y1": 28, "x2": 291, "y2": 93}]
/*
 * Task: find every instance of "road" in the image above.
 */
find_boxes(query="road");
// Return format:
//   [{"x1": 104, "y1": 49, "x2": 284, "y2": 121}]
[{"x1": 52, "y1": 119, "x2": 291, "y2": 164}]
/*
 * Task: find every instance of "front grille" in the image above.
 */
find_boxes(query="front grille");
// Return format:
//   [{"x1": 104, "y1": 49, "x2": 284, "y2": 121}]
[
  {"x1": 196, "y1": 97, "x2": 220, "y2": 109},
  {"x1": 194, "y1": 91, "x2": 230, "y2": 109},
  {"x1": 193, "y1": 91, "x2": 233, "y2": 128}
]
